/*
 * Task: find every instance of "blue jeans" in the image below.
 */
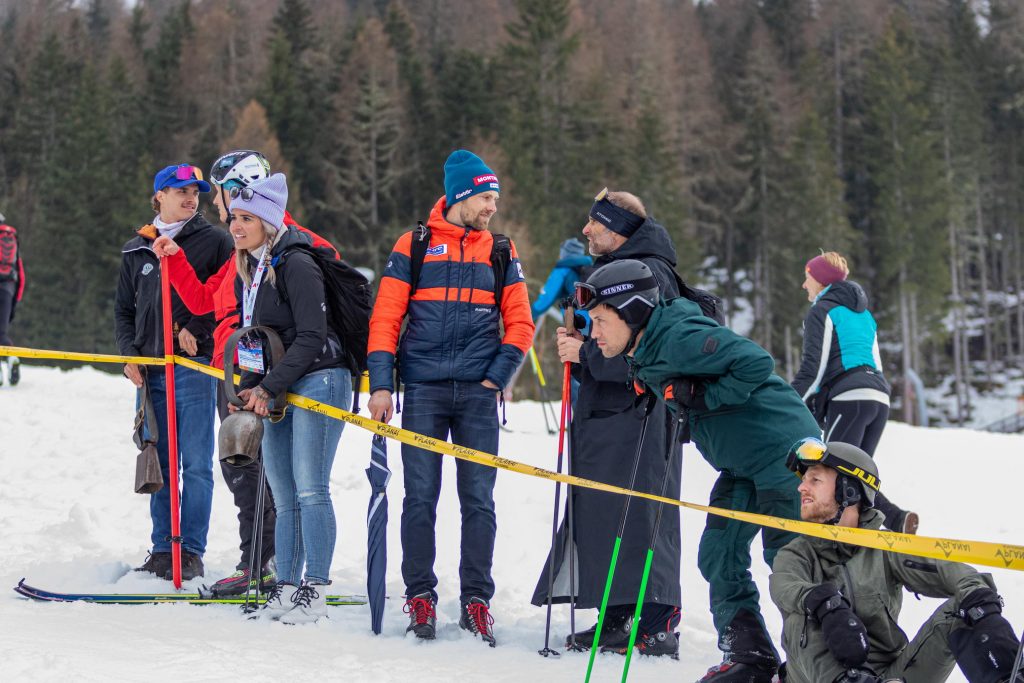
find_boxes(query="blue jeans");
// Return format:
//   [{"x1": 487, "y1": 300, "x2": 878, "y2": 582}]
[
  {"x1": 262, "y1": 367, "x2": 350, "y2": 585},
  {"x1": 143, "y1": 361, "x2": 217, "y2": 556},
  {"x1": 400, "y1": 380, "x2": 498, "y2": 602}
]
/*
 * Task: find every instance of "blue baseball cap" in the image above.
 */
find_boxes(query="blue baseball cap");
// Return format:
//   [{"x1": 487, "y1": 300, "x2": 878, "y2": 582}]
[{"x1": 153, "y1": 164, "x2": 212, "y2": 193}]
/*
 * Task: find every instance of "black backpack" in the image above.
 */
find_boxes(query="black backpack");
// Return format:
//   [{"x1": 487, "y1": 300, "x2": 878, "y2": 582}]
[
  {"x1": 671, "y1": 271, "x2": 726, "y2": 326},
  {"x1": 407, "y1": 221, "x2": 512, "y2": 302},
  {"x1": 279, "y1": 242, "x2": 373, "y2": 374}
]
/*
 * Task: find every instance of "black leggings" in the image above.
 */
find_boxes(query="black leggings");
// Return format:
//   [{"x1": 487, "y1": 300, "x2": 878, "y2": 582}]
[
  {"x1": 823, "y1": 399, "x2": 905, "y2": 529},
  {"x1": 0, "y1": 280, "x2": 15, "y2": 346},
  {"x1": 217, "y1": 382, "x2": 276, "y2": 569}
]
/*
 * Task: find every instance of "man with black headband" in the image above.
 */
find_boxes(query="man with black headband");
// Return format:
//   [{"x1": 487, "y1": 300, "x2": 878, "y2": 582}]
[
  {"x1": 532, "y1": 190, "x2": 684, "y2": 658},
  {"x1": 576, "y1": 259, "x2": 821, "y2": 682},
  {"x1": 771, "y1": 439, "x2": 1023, "y2": 683}
]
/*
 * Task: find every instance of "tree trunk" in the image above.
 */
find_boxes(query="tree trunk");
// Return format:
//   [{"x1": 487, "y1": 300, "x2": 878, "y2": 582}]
[
  {"x1": 974, "y1": 179, "x2": 994, "y2": 387},
  {"x1": 899, "y1": 267, "x2": 913, "y2": 424}
]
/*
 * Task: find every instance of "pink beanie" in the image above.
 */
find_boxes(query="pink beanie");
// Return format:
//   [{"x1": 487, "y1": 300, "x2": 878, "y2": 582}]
[{"x1": 805, "y1": 255, "x2": 847, "y2": 287}]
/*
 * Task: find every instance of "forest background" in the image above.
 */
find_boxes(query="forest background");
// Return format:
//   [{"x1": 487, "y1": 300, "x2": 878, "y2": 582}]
[{"x1": 0, "y1": 0, "x2": 1021, "y2": 426}]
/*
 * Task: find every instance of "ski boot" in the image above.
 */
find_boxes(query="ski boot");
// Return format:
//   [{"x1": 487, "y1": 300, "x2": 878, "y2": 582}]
[
  {"x1": 698, "y1": 659, "x2": 778, "y2": 683},
  {"x1": 404, "y1": 592, "x2": 437, "y2": 640},
  {"x1": 568, "y1": 611, "x2": 633, "y2": 651},
  {"x1": 459, "y1": 596, "x2": 496, "y2": 647}
]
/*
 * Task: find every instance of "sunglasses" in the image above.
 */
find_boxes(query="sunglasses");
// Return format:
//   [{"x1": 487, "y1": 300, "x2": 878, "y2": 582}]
[
  {"x1": 174, "y1": 164, "x2": 203, "y2": 182},
  {"x1": 785, "y1": 436, "x2": 828, "y2": 473},
  {"x1": 228, "y1": 186, "x2": 257, "y2": 201}
]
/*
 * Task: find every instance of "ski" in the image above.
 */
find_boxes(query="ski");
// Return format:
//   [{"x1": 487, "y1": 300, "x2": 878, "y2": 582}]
[{"x1": 14, "y1": 579, "x2": 366, "y2": 606}]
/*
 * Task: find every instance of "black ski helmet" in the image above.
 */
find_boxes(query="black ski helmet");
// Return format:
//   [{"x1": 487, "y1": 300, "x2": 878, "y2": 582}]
[
  {"x1": 788, "y1": 438, "x2": 881, "y2": 523},
  {"x1": 575, "y1": 259, "x2": 660, "y2": 330}
]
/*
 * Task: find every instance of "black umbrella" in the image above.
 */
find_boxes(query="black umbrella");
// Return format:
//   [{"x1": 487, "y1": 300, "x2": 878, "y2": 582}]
[{"x1": 365, "y1": 435, "x2": 391, "y2": 634}]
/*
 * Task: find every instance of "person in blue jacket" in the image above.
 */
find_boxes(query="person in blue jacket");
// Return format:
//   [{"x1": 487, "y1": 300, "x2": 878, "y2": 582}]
[
  {"x1": 792, "y1": 251, "x2": 917, "y2": 535},
  {"x1": 531, "y1": 237, "x2": 592, "y2": 327}
]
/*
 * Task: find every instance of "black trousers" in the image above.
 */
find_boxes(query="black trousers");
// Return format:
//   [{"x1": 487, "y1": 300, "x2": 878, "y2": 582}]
[
  {"x1": 823, "y1": 398, "x2": 905, "y2": 529},
  {"x1": 217, "y1": 382, "x2": 276, "y2": 570},
  {"x1": 0, "y1": 280, "x2": 15, "y2": 346}
]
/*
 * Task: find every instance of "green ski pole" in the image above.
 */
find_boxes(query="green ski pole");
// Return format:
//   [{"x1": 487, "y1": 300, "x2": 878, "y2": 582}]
[
  {"x1": 620, "y1": 412, "x2": 685, "y2": 681},
  {"x1": 584, "y1": 395, "x2": 655, "y2": 683}
]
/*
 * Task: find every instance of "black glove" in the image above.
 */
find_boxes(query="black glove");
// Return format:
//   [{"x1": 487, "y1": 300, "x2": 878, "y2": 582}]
[
  {"x1": 805, "y1": 583, "x2": 870, "y2": 669},
  {"x1": 950, "y1": 587, "x2": 1020, "y2": 683},
  {"x1": 667, "y1": 378, "x2": 708, "y2": 412}
]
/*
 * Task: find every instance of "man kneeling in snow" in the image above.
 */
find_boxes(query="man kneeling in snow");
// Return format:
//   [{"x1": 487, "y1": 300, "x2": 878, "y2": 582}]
[{"x1": 770, "y1": 439, "x2": 1023, "y2": 683}]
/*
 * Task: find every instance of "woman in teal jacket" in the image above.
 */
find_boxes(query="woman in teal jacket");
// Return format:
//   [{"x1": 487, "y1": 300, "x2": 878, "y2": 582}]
[{"x1": 577, "y1": 259, "x2": 821, "y2": 683}]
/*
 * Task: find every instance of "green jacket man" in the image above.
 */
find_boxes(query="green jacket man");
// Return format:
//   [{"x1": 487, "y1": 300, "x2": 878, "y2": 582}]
[
  {"x1": 771, "y1": 439, "x2": 1021, "y2": 683},
  {"x1": 576, "y1": 259, "x2": 821, "y2": 683}
]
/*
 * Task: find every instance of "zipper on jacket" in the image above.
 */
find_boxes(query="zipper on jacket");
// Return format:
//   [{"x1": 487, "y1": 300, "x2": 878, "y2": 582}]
[
  {"x1": 449, "y1": 229, "x2": 469, "y2": 379},
  {"x1": 839, "y1": 562, "x2": 857, "y2": 613}
]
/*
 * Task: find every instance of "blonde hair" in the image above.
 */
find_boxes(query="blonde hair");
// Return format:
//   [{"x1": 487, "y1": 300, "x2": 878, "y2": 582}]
[
  {"x1": 607, "y1": 191, "x2": 647, "y2": 219},
  {"x1": 820, "y1": 251, "x2": 850, "y2": 277},
  {"x1": 236, "y1": 219, "x2": 283, "y2": 287}
]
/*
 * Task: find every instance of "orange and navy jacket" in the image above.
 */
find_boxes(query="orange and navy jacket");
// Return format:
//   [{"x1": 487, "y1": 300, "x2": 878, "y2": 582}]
[
  {"x1": 368, "y1": 196, "x2": 535, "y2": 392},
  {"x1": 166, "y1": 211, "x2": 337, "y2": 369}
]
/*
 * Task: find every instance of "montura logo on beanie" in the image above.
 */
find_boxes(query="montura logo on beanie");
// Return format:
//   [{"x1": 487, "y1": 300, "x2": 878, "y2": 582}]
[{"x1": 444, "y1": 150, "x2": 500, "y2": 207}]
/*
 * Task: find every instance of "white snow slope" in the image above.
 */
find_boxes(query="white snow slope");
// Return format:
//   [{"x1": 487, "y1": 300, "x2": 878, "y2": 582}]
[{"x1": 2, "y1": 366, "x2": 1023, "y2": 682}]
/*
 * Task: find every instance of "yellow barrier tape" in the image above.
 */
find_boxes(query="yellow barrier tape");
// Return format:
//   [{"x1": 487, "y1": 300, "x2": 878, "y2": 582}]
[
  {"x1": 170, "y1": 355, "x2": 1024, "y2": 572},
  {"x1": 0, "y1": 345, "x2": 165, "y2": 366},
  {"x1": 7, "y1": 349, "x2": 1022, "y2": 572}
]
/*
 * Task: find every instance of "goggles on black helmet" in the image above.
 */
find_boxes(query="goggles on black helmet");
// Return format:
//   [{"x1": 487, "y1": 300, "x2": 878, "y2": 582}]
[
  {"x1": 787, "y1": 437, "x2": 881, "y2": 498},
  {"x1": 574, "y1": 275, "x2": 660, "y2": 312}
]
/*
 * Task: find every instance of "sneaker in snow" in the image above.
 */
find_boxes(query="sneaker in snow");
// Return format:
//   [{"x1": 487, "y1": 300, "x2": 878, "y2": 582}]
[
  {"x1": 570, "y1": 611, "x2": 632, "y2": 650},
  {"x1": 404, "y1": 592, "x2": 437, "y2": 640},
  {"x1": 260, "y1": 582, "x2": 298, "y2": 621},
  {"x1": 180, "y1": 551, "x2": 205, "y2": 581},
  {"x1": 459, "y1": 596, "x2": 496, "y2": 647},
  {"x1": 698, "y1": 660, "x2": 778, "y2": 683},
  {"x1": 279, "y1": 582, "x2": 328, "y2": 624},
  {"x1": 134, "y1": 551, "x2": 172, "y2": 579},
  {"x1": 8, "y1": 357, "x2": 18, "y2": 386}
]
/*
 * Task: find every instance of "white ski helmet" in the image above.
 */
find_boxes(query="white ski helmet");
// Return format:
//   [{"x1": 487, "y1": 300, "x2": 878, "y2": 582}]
[{"x1": 210, "y1": 150, "x2": 270, "y2": 189}]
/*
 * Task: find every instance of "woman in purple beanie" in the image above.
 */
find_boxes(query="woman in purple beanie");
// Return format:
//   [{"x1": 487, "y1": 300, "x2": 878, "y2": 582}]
[{"x1": 791, "y1": 251, "x2": 918, "y2": 534}]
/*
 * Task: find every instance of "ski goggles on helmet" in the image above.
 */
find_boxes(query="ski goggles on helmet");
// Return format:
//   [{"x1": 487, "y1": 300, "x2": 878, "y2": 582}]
[
  {"x1": 210, "y1": 150, "x2": 264, "y2": 185},
  {"x1": 573, "y1": 275, "x2": 660, "y2": 311},
  {"x1": 786, "y1": 437, "x2": 881, "y2": 494}
]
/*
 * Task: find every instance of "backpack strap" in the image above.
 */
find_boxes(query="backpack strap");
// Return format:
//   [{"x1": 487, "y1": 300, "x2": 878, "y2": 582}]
[
  {"x1": 490, "y1": 233, "x2": 511, "y2": 306},
  {"x1": 408, "y1": 221, "x2": 430, "y2": 297}
]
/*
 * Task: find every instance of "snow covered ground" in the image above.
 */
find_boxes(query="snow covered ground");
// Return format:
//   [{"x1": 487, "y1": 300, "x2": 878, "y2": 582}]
[{"x1": 2, "y1": 366, "x2": 1023, "y2": 682}]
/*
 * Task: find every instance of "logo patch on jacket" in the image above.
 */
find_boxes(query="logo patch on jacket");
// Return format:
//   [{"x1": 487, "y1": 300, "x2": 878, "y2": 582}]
[
  {"x1": 426, "y1": 244, "x2": 447, "y2": 256},
  {"x1": 142, "y1": 263, "x2": 154, "y2": 276},
  {"x1": 701, "y1": 337, "x2": 718, "y2": 354}
]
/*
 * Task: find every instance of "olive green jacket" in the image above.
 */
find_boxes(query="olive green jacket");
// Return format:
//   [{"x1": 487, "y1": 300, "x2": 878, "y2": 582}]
[{"x1": 769, "y1": 508, "x2": 993, "y2": 683}]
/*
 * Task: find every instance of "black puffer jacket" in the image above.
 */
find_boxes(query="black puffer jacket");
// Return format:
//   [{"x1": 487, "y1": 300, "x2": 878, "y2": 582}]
[
  {"x1": 235, "y1": 226, "x2": 346, "y2": 398},
  {"x1": 114, "y1": 213, "x2": 233, "y2": 359}
]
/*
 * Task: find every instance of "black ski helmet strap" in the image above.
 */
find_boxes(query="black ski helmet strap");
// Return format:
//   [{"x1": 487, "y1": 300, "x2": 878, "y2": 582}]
[{"x1": 787, "y1": 438, "x2": 881, "y2": 524}]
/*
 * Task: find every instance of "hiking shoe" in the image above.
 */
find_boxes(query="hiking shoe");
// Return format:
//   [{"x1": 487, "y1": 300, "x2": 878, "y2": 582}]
[
  {"x1": 698, "y1": 660, "x2": 778, "y2": 683},
  {"x1": 280, "y1": 581, "x2": 328, "y2": 624},
  {"x1": 404, "y1": 592, "x2": 437, "y2": 640},
  {"x1": 260, "y1": 582, "x2": 298, "y2": 621},
  {"x1": 459, "y1": 596, "x2": 496, "y2": 647},
  {"x1": 8, "y1": 357, "x2": 18, "y2": 386},
  {"x1": 180, "y1": 552, "x2": 205, "y2": 581},
  {"x1": 134, "y1": 551, "x2": 172, "y2": 579},
  {"x1": 636, "y1": 630, "x2": 679, "y2": 658},
  {"x1": 901, "y1": 511, "x2": 919, "y2": 535},
  {"x1": 567, "y1": 611, "x2": 632, "y2": 650}
]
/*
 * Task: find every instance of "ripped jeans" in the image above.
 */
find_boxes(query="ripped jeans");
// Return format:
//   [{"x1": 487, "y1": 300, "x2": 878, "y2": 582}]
[{"x1": 261, "y1": 367, "x2": 350, "y2": 584}]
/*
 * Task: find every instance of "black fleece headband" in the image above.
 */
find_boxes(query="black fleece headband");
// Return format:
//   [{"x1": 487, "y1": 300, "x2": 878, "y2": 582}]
[{"x1": 590, "y1": 188, "x2": 645, "y2": 237}]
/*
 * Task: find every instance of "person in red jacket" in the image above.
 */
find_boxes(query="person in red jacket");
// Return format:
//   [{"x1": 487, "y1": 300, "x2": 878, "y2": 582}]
[
  {"x1": 152, "y1": 150, "x2": 337, "y2": 597},
  {"x1": 0, "y1": 212, "x2": 24, "y2": 386},
  {"x1": 366, "y1": 150, "x2": 535, "y2": 646}
]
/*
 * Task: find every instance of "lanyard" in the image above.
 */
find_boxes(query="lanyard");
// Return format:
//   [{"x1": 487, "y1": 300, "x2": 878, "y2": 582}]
[{"x1": 242, "y1": 250, "x2": 272, "y2": 327}]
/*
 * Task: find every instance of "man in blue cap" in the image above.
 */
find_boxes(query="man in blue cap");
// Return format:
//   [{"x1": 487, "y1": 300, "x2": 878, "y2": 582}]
[
  {"x1": 368, "y1": 150, "x2": 535, "y2": 647},
  {"x1": 115, "y1": 163, "x2": 233, "y2": 582}
]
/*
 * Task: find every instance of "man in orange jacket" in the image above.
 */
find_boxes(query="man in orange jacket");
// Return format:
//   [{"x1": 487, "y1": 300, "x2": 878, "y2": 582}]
[{"x1": 367, "y1": 150, "x2": 534, "y2": 646}]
